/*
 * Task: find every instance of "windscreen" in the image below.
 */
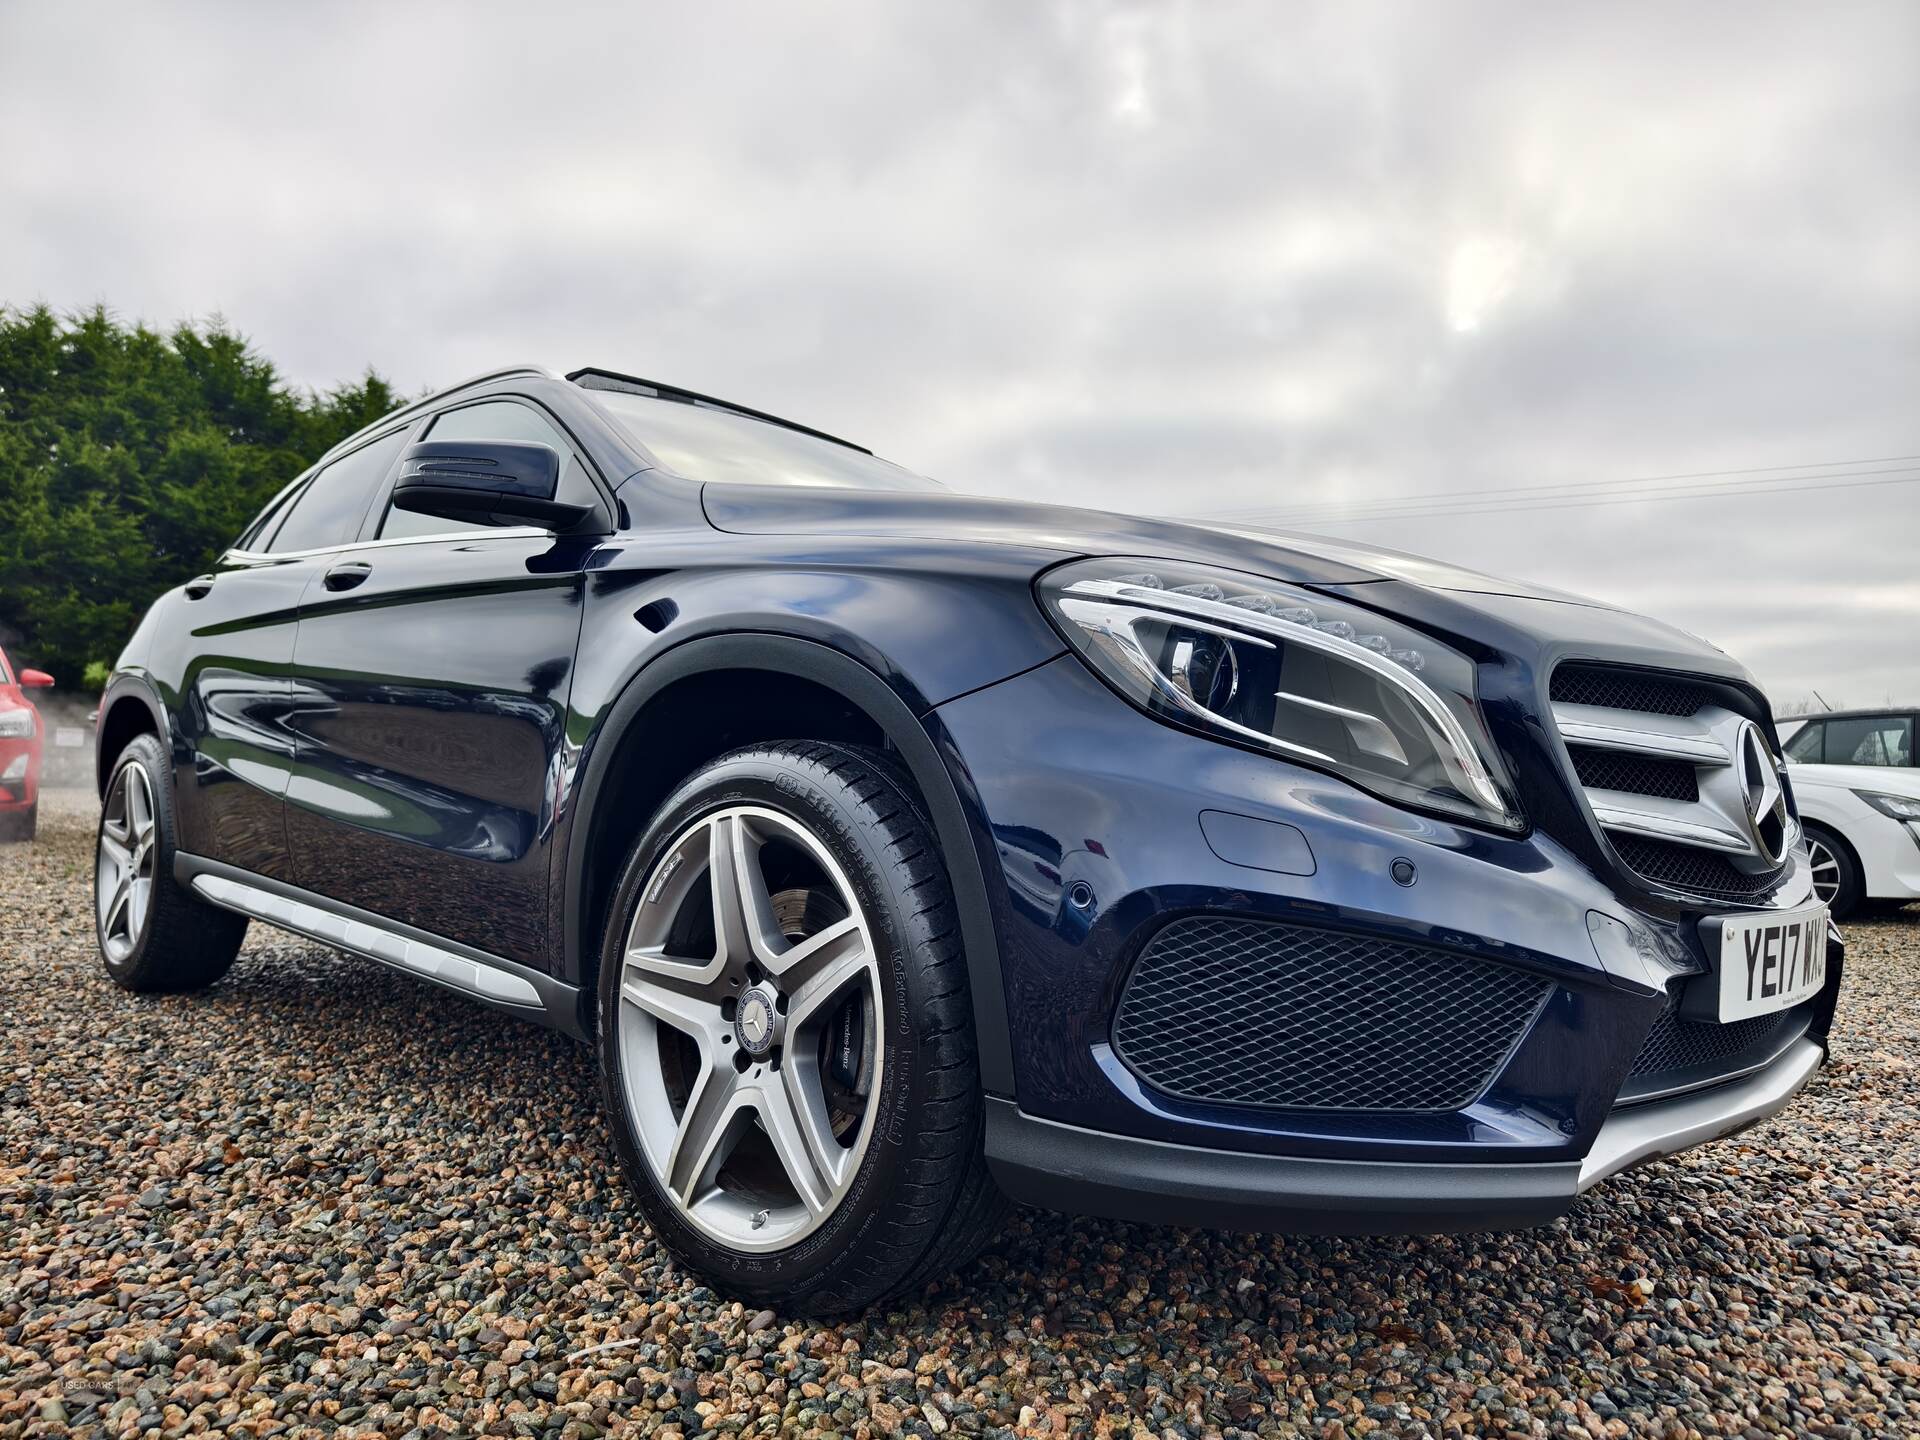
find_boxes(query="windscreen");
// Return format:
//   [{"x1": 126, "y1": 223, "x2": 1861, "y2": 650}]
[{"x1": 590, "y1": 390, "x2": 945, "y2": 493}]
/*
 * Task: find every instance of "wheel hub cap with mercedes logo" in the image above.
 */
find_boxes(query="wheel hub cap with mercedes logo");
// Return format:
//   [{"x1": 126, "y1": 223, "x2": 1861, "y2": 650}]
[{"x1": 734, "y1": 985, "x2": 779, "y2": 1058}]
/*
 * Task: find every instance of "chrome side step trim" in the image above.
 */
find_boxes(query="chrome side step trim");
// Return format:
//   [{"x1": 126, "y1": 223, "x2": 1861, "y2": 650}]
[{"x1": 182, "y1": 863, "x2": 558, "y2": 1015}]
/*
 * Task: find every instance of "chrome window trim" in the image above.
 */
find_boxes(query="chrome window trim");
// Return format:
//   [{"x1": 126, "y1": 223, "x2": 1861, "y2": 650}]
[{"x1": 223, "y1": 525, "x2": 553, "y2": 565}]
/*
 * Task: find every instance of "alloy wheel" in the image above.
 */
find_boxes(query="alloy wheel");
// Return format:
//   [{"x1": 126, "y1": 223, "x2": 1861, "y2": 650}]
[
  {"x1": 617, "y1": 805, "x2": 883, "y2": 1251},
  {"x1": 1806, "y1": 835, "x2": 1841, "y2": 906},
  {"x1": 98, "y1": 761, "x2": 157, "y2": 962}
]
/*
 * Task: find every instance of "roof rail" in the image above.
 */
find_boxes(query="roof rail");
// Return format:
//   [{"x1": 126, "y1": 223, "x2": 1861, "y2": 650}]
[
  {"x1": 315, "y1": 364, "x2": 556, "y2": 464},
  {"x1": 566, "y1": 367, "x2": 870, "y2": 454},
  {"x1": 380, "y1": 364, "x2": 556, "y2": 426}
]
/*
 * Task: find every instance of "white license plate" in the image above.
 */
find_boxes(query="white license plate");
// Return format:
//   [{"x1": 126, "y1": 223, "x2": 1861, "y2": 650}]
[{"x1": 1716, "y1": 903, "x2": 1829, "y2": 1022}]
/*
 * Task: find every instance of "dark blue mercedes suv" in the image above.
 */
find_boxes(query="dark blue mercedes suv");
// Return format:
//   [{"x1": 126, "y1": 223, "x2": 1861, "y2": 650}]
[{"x1": 95, "y1": 365, "x2": 1842, "y2": 1313}]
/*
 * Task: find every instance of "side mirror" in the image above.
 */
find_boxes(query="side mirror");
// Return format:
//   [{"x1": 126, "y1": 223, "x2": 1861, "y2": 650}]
[
  {"x1": 18, "y1": 669, "x2": 53, "y2": 688},
  {"x1": 390, "y1": 440, "x2": 592, "y2": 530}
]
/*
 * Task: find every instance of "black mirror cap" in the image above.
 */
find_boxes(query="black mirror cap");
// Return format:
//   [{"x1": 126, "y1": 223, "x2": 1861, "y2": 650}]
[{"x1": 390, "y1": 439, "x2": 592, "y2": 530}]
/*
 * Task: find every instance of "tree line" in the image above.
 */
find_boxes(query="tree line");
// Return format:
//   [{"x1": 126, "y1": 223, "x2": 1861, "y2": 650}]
[{"x1": 0, "y1": 305, "x2": 404, "y2": 685}]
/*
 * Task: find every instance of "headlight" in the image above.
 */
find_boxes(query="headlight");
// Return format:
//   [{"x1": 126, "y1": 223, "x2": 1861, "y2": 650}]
[
  {"x1": 0, "y1": 707, "x2": 33, "y2": 739},
  {"x1": 1856, "y1": 790, "x2": 1920, "y2": 822},
  {"x1": 1039, "y1": 557, "x2": 1522, "y2": 831}
]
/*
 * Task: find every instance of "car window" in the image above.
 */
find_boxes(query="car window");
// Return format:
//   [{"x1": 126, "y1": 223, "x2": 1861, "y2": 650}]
[
  {"x1": 266, "y1": 430, "x2": 408, "y2": 554},
  {"x1": 588, "y1": 390, "x2": 946, "y2": 492},
  {"x1": 378, "y1": 399, "x2": 597, "y2": 538},
  {"x1": 0, "y1": 650, "x2": 11, "y2": 684},
  {"x1": 236, "y1": 482, "x2": 302, "y2": 552},
  {"x1": 1822, "y1": 715, "x2": 1913, "y2": 767},
  {"x1": 1783, "y1": 722, "x2": 1824, "y2": 764}
]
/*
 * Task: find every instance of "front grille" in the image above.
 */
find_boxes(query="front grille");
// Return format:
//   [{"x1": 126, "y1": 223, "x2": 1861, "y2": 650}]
[
  {"x1": 1549, "y1": 661, "x2": 1787, "y2": 903},
  {"x1": 1551, "y1": 664, "x2": 1711, "y2": 717},
  {"x1": 1612, "y1": 834, "x2": 1785, "y2": 900},
  {"x1": 1110, "y1": 917, "x2": 1551, "y2": 1112},
  {"x1": 1569, "y1": 746, "x2": 1699, "y2": 802}
]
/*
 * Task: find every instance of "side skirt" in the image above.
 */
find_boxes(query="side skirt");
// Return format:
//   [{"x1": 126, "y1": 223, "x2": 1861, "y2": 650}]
[{"x1": 174, "y1": 853, "x2": 588, "y2": 1040}]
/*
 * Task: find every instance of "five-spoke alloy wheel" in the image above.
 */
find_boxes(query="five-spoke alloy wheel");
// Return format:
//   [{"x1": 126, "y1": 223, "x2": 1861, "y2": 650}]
[
  {"x1": 618, "y1": 804, "x2": 883, "y2": 1250},
  {"x1": 597, "y1": 742, "x2": 1008, "y2": 1314},
  {"x1": 95, "y1": 733, "x2": 248, "y2": 991},
  {"x1": 97, "y1": 755, "x2": 158, "y2": 963}
]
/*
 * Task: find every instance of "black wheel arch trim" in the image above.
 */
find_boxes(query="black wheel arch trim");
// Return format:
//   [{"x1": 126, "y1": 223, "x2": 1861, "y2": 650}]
[
  {"x1": 560, "y1": 631, "x2": 1015, "y2": 1096},
  {"x1": 96, "y1": 672, "x2": 171, "y2": 796}
]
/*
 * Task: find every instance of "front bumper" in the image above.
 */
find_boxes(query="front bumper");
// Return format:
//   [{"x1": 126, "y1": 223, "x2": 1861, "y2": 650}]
[
  {"x1": 986, "y1": 1036, "x2": 1826, "y2": 1233},
  {"x1": 931, "y1": 653, "x2": 1842, "y2": 1226},
  {"x1": 0, "y1": 738, "x2": 38, "y2": 807}
]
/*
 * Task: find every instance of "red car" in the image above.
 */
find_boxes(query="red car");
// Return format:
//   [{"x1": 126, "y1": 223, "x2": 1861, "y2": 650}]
[{"x1": 0, "y1": 645, "x2": 54, "y2": 842}]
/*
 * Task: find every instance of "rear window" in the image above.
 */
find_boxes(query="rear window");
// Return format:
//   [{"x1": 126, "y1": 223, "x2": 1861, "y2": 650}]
[{"x1": 589, "y1": 390, "x2": 945, "y2": 493}]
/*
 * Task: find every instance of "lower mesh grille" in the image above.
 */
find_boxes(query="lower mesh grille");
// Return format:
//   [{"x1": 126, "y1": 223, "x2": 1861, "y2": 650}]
[
  {"x1": 1629, "y1": 1005, "x2": 1790, "y2": 1080},
  {"x1": 1612, "y1": 834, "x2": 1785, "y2": 899},
  {"x1": 1110, "y1": 917, "x2": 1552, "y2": 1112}
]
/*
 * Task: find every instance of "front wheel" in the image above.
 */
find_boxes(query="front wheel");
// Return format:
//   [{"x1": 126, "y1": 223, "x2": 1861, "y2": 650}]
[
  {"x1": 1804, "y1": 825, "x2": 1863, "y2": 920},
  {"x1": 596, "y1": 742, "x2": 1007, "y2": 1315},
  {"x1": 0, "y1": 802, "x2": 33, "y2": 843}
]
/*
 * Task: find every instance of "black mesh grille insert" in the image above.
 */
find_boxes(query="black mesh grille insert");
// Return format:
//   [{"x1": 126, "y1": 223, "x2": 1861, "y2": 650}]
[
  {"x1": 1629, "y1": 1004, "x2": 1790, "y2": 1080},
  {"x1": 1551, "y1": 664, "x2": 1712, "y2": 717},
  {"x1": 1611, "y1": 834, "x2": 1785, "y2": 899},
  {"x1": 1569, "y1": 746, "x2": 1699, "y2": 801},
  {"x1": 1110, "y1": 918, "x2": 1552, "y2": 1112}
]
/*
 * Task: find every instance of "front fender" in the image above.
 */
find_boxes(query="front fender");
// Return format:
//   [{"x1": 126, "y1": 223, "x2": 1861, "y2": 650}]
[
  {"x1": 557, "y1": 630, "x2": 1023, "y2": 1095},
  {"x1": 95, "y1": 671, "x2": 171, "y2": 795}
]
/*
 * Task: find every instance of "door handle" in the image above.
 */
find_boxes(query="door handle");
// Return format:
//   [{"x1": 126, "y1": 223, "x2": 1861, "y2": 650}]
[
  {"x1": 184, "y1": 574, "x2": 216, "y2": 599},
  {"x1": 322, "y1": 561, "x2": 373, "y2": 592}
]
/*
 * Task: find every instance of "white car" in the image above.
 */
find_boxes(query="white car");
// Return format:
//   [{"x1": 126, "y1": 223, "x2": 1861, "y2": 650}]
[{"x1": 1780, "y1": 709, "x2": 1920, "y2": 918}]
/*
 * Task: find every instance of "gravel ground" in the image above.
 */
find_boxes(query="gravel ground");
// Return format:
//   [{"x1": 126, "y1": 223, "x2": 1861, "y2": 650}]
[{"x1": 4, "y1": 790, "x2": 1918, "y2": 1439}]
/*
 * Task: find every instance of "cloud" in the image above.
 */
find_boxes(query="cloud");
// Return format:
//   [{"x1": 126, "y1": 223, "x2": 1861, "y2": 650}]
[{"x1": 2, "y1": 0, "x2": 1914, "y2": 703}]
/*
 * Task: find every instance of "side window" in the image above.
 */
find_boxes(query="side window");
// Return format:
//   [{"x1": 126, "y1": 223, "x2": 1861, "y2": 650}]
[
  {"x1": 378, "y1": 399, "x2": 596, "y2": 539},
  {"x1": 236, "y1": 481, "x2": 303, "y2": 552},
  {"x1": 1822, "y1": 715, "x2": 1912, "y2": 767},
  {"x1": 267, "y1": 430, "x2": 408, "y2": 554},
  {"x1": 1783, "y1": 723, "x2": 1825, "y2": 764}
]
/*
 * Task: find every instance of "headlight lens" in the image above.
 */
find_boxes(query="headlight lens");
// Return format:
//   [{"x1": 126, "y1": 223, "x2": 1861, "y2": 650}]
[
  {"x1": 1039, "y1": 557, "x2": 1522, "y2": 831},
  {"x1": 1855, "y1": 790, "x2": 1920, "y2": 822},
  {"x1": 0, "y1": 707, "x2": 34, "y2": 739}
]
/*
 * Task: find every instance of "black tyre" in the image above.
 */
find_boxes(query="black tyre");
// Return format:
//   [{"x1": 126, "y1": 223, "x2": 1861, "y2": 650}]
[
  {"x1": 0, "y1": 802, "x2": 32, "y2": 843},
  {"x1": 1804, "y1": 824, "x2": 1863, "y2": 920},
  {"x1": 596, "y1": 741, "x2": 1008, "y2": 1314},
  {"x1": 96, "y1": 733, "x2": 248, "y2": 991}
]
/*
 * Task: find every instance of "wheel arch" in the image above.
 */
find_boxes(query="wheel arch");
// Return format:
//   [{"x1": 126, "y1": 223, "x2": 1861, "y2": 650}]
[
  {"x1": 562, "y1": 633, "x2": 1013, "y2": 1095},
  {"x1": 95, "y1": 676, "x2": 168, "y2": 796}
]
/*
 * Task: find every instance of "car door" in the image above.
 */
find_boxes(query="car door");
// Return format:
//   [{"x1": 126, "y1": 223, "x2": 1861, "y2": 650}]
[
  {"x1": 157, "y1": 426, "x2": 412, "y2": 880},
  {"x1": 281, "y1": 397, "x2": 603, "y2": 968}
]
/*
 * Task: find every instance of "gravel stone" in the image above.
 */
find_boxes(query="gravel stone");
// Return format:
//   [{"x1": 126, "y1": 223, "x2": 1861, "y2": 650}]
[{"x1": 4, "y1": 790, "x2": 1918, "y2": 1436}]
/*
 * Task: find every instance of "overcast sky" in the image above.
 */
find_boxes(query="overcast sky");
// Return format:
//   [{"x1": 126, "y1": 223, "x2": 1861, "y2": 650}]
[{"x1": 4, "y1": 1, "x2": 1915, "y2": 706}]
